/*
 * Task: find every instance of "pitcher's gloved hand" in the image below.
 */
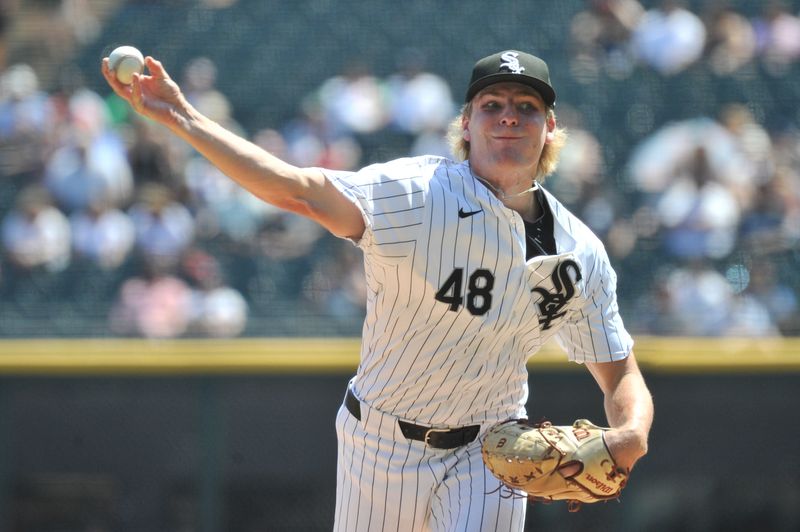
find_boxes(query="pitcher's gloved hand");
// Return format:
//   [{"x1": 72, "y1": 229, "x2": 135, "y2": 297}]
[{"x1": 481, "y1": 419, "x2": 629, "y2": 512}]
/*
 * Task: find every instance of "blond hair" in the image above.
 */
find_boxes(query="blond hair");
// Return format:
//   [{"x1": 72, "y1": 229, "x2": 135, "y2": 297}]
[{"x1": 446, "y1": 102, "x2": 568, "y2": 182}]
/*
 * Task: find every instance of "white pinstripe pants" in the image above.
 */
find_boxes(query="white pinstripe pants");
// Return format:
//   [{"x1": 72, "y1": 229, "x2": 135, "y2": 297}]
[{"x1": 334, "y1": 394, "x2": 527, "y2": 531}]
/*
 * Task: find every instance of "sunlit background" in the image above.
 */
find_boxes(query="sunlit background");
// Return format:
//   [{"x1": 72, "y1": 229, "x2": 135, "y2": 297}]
[{"x1": 1, "y1": 0, "x2": 798, "y2": 339}]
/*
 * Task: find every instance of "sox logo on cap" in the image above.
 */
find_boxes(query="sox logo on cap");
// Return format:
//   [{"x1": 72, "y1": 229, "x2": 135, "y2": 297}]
[{"x1": 500, "y1": 51, "x2": 525, "y2": 74}]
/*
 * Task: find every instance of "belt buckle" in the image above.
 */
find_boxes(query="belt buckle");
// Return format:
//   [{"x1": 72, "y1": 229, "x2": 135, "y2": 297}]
[{"x1": 424, "y1": 427, "x2": 451, "y2": 446}]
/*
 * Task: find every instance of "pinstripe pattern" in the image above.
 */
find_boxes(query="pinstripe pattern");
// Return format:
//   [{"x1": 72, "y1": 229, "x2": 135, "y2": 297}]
[
  {"x1": 325, "y1": 156, "x2": 633, "y2": 531},
  {"x1": 335, "y1": 389, "x2": 527, "y2": 532}
]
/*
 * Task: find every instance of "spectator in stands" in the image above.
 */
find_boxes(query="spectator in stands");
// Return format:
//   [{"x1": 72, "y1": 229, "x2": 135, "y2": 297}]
[
  {"x1": 70, "y1": 191, "x2": 135, "y2": 270},
  {"x1": 252, "y1": 127, "x2": 291, "y2": 162},
  {"x1": 725, "y1": 291, "x2": 781, "y2": 337},
  {"x1": 281, "y1": 96, "x2": 362, "y2": 170},
  {"x1": 628, "y1": 268, "x2": 681, "y2": 335},
  {"x1": 631, "y1": 0, "x2": 707, "y2": 75},
  {"x1": 127, "y1": 182, "x2": 194, "y2": 264},
  {"x1": 0, "y1": 62, "x2": 48, "y2": 136},
  {"x1": 181, "y1": 56, "x2": 234, "y2": 127},
  {"x1": 108, "y1": 254, "x2": 192, "y2": 339},
  {"x1": 45, "y1": 86, "x2": 134, "y2": 210},
  {"x1": 126, "y1": 115, "x2": 183, "y2": 192},
  {"x1": 771, "y1": 130, "x2": 800, "y2": 211},
  {"x1": 744, "y1": 260, "x2": 799, "y2": 335},
  {"x1": 182, "y1": 248, "x2": 249, "y2": 337},
  {"x1": 739, "y1": 179, "x2": 785, "y2": 248},
  {"x1": 1, "y1": 184, "x2": 70, "y2": 273},
  {"x1": 385, "y1": 48, "x2": 455, "y2": 139},
  {"x1": 184, "y1": 148, "x2": 274, "y2": 244},
  {"x1": 13, "y1": 0, "x2": 91, "y2": 69},
  {"x1": 545, "y1": 105, "x2": 631, "y2": 256},
  {"x1": 569, "y1": 0, "x2": 645, "y2": 78},
  {"x1": 773, "y1": 169, "x2": 800, "y2": 248},
  {"x1": 661, "y1": 260, "x2": 735, "y2": 336},
  {"x1": 655, "y1": 145, "x2": 741, "y2": 260},
  {"x1": 406, "y1": 127, "x2": 452, "y2": 158},
  {"x1": 316, "y1": 59, "x2": 388, "y2": 137},
  {"x1": 718, "y1": 103, "x2": 774, "y2": 194},
  {"x1": 742, "y1": 255, "x2": 800, "y2": 334},
  {"x1": 547, "y1": 104, "x2": 605, "y2": 204},
  {"x1": 254, "y1": 210, "x2": 326, "y2": 299},
  {"x1": 702, "y1": 4, "x2": 757, "y2": 76},
  {"x1": 383, "y1": 48, "x2": 456, "y2": 159},
  {"x1": 44, "y1": 135, "x2": 116, "y2": 213},
  {"x1": 60, "y1": 0, "x2": 101, "y2": 46},
  {"x1": 0, "y1": 63, "x2": 52, "y2": 180},
  {"x1": 303, "y1": 239, "x2": 366, "y2": 323},
  {"x1": 752, "y1": 1, "x2": 800, "y2": 74},
  {"x1": 628, "y1": 116, "x2": 758, "y2": 260}
]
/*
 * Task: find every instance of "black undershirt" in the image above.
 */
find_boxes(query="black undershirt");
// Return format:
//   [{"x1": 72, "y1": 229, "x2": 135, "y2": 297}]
[{"x1": 524, "y1": 187, "x2": 556, "y2": 260}]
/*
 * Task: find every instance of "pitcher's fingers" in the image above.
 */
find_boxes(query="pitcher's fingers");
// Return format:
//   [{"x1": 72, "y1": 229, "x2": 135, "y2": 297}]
[
  {"x1": 130, "y1": 73, "x2": 145, "y2": 113},
  {"x1": 100, "y1": 57, "x2": 117, "y2": 86},
  {"x1": 101, "y1": 57, "x2": 133, "y2": 100},
  {"x1": 144, "y1": 56, "x2": 170, "y2": 80}
]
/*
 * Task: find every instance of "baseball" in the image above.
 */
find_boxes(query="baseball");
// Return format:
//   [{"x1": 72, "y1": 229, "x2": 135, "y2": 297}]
[{"x1": 108, "y1": 45, "x2": 144, "y2": 85}]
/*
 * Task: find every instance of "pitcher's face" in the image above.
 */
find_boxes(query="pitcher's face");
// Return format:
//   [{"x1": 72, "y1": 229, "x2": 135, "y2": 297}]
[{"x1": 464, "y1": 82, "x2": 555, "y2": 185}]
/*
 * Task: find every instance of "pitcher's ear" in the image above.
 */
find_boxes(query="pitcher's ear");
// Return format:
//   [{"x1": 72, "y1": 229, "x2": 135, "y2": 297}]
[{"x1": 544, "y1": 113, "x2": 556, "y2": 144}]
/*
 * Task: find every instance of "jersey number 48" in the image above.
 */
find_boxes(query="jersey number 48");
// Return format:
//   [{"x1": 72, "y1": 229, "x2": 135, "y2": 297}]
[{"x1": 434, "y1": 268, "x2": 494, "y2": 316}]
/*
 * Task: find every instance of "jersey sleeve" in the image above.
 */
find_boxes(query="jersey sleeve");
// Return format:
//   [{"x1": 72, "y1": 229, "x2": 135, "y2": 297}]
[
  {"x1": 554, "y1": 243, "x2": 634, "y2": 363},
  {"x1": 321, "y1": 158, "x2": 432, "y2": 261}
]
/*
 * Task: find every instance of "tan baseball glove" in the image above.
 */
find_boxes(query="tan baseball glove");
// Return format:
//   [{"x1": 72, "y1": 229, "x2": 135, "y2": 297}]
[{"x1": 481, "y1": 419, "x2": 628, "y2": 512}]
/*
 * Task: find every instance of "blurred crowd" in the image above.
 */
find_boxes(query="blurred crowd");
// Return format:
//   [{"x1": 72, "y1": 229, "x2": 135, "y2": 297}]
[
  {"x1": 558, "y1": 0, "x2": 800, "y2": 336},
  {"x1": 0, "y1": 0, "x2": 799, "y2": 338}
]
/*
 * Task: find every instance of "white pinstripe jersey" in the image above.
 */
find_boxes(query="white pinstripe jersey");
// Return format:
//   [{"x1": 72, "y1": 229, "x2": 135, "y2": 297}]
[{"x1": 324, "y1": 156, "x2": 633, "y2": 428}]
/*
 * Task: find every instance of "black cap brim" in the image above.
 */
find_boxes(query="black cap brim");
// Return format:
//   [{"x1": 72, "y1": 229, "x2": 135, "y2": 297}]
[{"x1": 465, "y1": 73, "x2": 556, "y2": 106}]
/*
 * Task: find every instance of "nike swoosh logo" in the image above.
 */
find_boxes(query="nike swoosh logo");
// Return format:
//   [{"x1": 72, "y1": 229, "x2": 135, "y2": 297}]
[{"x1": 458, "y1": 207, "x2": 483, "y2": 219}]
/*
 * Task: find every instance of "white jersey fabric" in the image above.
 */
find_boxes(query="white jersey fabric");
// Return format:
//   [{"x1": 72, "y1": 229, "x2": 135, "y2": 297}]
[{"x1": 325, "y1": 156, "x2": 633, "y2": 428}]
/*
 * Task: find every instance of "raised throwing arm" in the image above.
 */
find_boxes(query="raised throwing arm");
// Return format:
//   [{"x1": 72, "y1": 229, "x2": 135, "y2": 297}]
[{"x1": 101, "y1": 55, "x2": 365, "y2": 239}]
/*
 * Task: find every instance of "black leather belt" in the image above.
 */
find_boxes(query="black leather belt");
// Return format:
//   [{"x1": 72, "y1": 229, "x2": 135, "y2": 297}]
[{"x1": 344, "y1": 388, "x2": 480, "y2": 449}]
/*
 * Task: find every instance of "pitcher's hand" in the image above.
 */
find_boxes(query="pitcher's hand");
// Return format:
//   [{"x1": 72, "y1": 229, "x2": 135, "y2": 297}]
[
  {"x1": 603, "y1": 426, "x2": 648, "y2": 472},
  {"x1": 102, "y1": 56, "x2": 189, "y2": 130}
]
